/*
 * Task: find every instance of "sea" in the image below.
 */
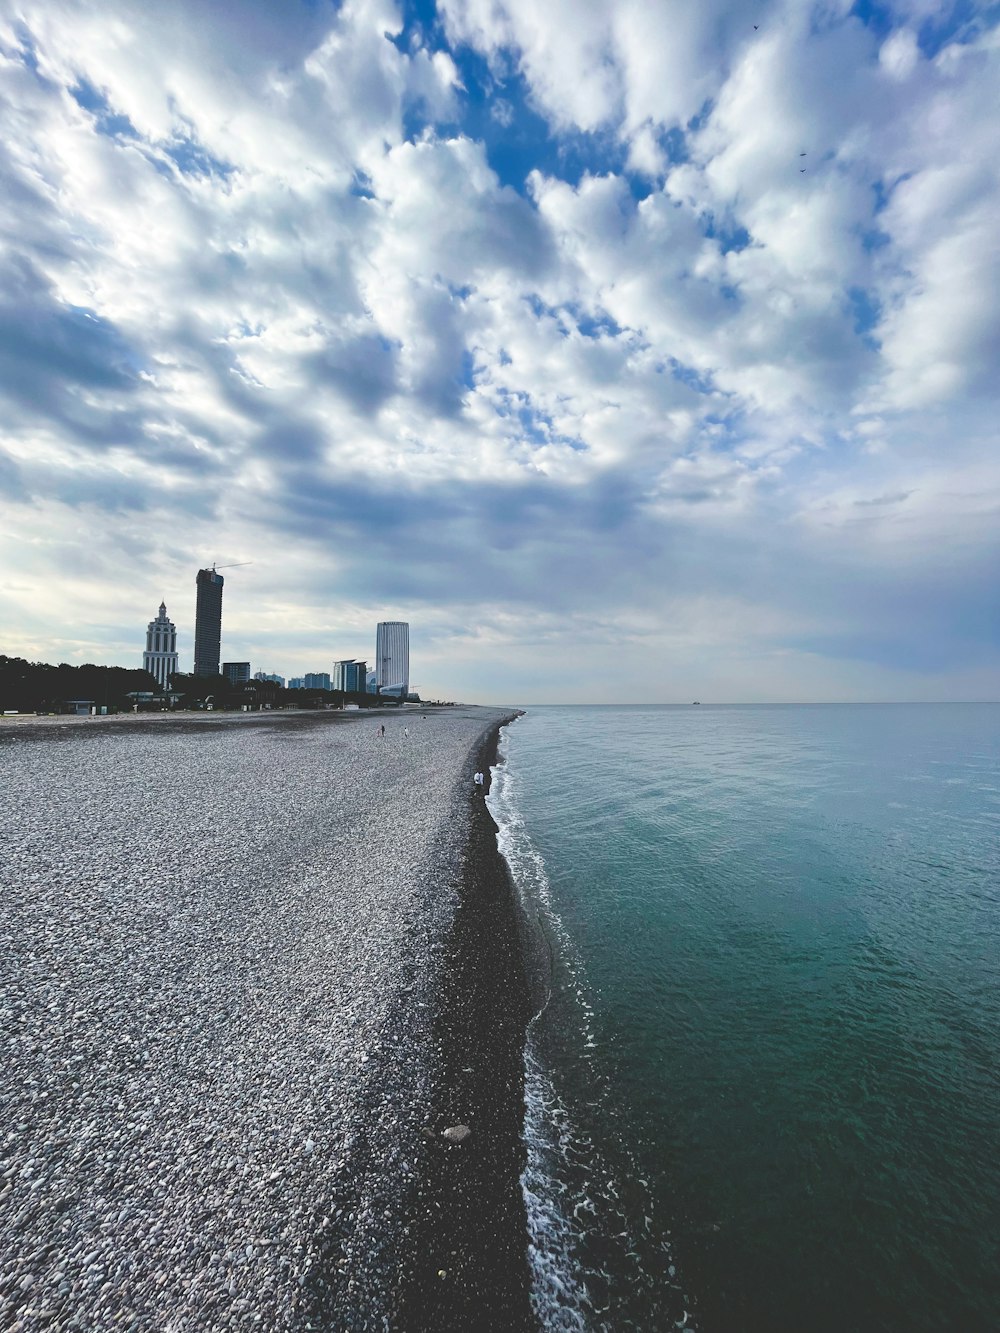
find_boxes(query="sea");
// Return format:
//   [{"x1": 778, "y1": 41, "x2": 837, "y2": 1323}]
[{"x1": 486, "y1": 704, "x2": 1000, "y2": 1333}]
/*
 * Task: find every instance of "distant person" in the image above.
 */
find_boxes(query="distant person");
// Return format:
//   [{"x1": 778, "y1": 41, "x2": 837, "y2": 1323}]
[
  {"x1": 403, "y1": 727, "x2": 409, "y2": 738},
  {"x1": 474, "y1": 771, "x2": 484, "y2": 790},
  {"x1": 380, "y1": 723, "x2": 385, "y2": 738}
]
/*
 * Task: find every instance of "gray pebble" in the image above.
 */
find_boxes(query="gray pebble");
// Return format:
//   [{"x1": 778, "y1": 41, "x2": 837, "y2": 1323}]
[
  {"x1": 0, "y1": 706, "x2": 511, "y2": 1328},
  {"x1": 442, "y1": 1125, "x2": 472, "y2": 1143}
]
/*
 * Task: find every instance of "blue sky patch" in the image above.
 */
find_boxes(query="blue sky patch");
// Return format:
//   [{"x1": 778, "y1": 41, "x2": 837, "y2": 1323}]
[
  {"x1": 847, "y1": 286, "x2": 881, "y2": 348},
  {"x1": 69, "y1": 79, "x2": 139, "y2": 139},
  {"x1": 704, "y1": 216, "x2": 751, "y2": 253},
  {"x1": 164, "y1": 136, "x2": 235, "y2": 181}
]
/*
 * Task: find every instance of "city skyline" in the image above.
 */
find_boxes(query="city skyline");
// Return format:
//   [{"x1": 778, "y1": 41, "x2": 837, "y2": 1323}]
[
  {"x1": 137, "y1": 573, "x2": 405, "y2": 694},
  {"x1": 0, "y1": 3, "x2": 997, "y2": 703},
  {"x1": 138, "y1": 570, "x2": 401, "y2": 690}
]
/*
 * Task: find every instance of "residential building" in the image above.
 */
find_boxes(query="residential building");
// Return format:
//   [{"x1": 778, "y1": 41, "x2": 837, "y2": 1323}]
[
  {"x1": 254, "y1": 671, "x2": 285, "y2": 687},
  {"x1": 375, "y1": 621, "x2": 409, "y2": 696},
  {"x1": 288, "y1": 677, "x2": 305, "y2": 690},
  {"x1": 304, "y1": 672, "x2": 331, "y2": 690},
  {"x1": 143, "y1": 601, "x2": 179, "y2": 690},
  {"x1": 222, "y1": 661, "x2": 251, "y2": 686},
  {"x1": 194, "y1": 568, "x2": 224, "y2": 677},
  {"x1": 333, "y1": 660, "x2": 367, "y2": 693}
]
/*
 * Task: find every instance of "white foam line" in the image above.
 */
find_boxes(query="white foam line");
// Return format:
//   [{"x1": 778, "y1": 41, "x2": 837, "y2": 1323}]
[{"x1": 490, "y1": 718, "x2": 703, "y2": 1331}]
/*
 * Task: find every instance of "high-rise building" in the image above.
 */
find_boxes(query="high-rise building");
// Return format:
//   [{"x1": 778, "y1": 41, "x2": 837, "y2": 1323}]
[
  {"x1": 333, "y1": 660, "x2": 366, "y2": 693},
  {"x1": 194, "y1": 568, "x2": 224, "y2": 677},
  {"x1": 304, "y1": 672, "x2": 331, "y2": 691},
  {"x1": 142, "y1": 601, "x2": 179, "y2": 690},
  {"x1": 254, "y1": 671, "x2": 285, "y2": 687},
  {"x1": 222, "y1": 661, "x2": 251, "y2": 686},
  {"x1": 375, "y1": 621, "x2": 409, "y2": 696},
  {"x1": 288, "y1": 677, "x2": 305, "y2": 690}
]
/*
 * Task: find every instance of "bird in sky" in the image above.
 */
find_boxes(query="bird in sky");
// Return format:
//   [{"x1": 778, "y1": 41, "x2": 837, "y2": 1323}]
[
  {"x1": 754, "y1": 24, "x2": 759, "y2": 29},
  {"x1": 800, "y1": 152, "x2": 807, "y2": 157}
]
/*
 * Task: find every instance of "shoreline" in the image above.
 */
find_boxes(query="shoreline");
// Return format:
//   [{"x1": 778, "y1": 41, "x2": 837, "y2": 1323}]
[
  {"x1": 394, "y1": 713, "x2": 535, "y2": 1331},
  {"x1": 0, "y1": 705, "x2": 533, "y2": 1331}
]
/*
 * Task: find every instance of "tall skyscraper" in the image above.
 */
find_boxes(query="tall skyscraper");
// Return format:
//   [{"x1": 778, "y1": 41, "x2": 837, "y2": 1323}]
[
  {"x1": 375, "y1": 621, "x2": 409, "y2": 696},
  {"x1": 194, "y1": 568, "x2": 224, "y2": 677},
  {"x1": 142, "y1": 602, "x2": 179, "y2": 690}
]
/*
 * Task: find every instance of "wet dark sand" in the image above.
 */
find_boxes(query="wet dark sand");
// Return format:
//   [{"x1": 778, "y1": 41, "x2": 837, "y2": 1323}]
[{"x1": 394, "y1": 721, "x2": 534, "y2": 1331}]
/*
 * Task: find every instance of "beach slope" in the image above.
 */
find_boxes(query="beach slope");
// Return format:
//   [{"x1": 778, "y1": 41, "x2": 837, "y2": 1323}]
[{"x1": 0, "y1": 707, "x2": 530, "y2": 1331}]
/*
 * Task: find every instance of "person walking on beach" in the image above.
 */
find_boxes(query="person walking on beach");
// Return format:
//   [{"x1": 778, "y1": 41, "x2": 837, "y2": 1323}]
[
  {"x1": 403, "y1": 726, "x2": 409, "y2": 738},
  {"x1": 474, "y1": 771, "x2": 484, "y2": 792},
  {"x1": 379, "y1": 723, "x2": 385, "y2": 738}
]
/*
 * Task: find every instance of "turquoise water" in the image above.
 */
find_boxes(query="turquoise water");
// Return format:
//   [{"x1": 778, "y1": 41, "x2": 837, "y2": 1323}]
[{"x1": 488, "y1": 705, "x2": 1000, "y2": 1332}]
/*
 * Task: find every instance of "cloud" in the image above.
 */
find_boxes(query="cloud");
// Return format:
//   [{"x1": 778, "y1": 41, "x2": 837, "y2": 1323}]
[{"x1": 0, "y1": 0, "x2": 997, "y2": 698}]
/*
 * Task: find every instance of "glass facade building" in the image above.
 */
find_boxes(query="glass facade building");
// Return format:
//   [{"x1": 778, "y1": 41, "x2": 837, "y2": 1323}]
[
  {"x1": 222, "y1": 661, "x2": 251, "y2": 686},
  {"x1": 333, "y1": 660, "x2": 367, "y2": 693},
  {"x1": 375, "y1": 622, "x2": 409, "y2": 696}
]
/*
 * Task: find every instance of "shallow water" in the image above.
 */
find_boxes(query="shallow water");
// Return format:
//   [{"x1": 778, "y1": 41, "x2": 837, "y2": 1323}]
[{"x1": 489, "y1": 704, "x2": 1000, "y2": 1332}]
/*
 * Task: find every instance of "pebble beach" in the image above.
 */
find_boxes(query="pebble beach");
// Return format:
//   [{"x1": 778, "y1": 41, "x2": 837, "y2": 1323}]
[{"x1": 0, "y1": 707, "x2": 531, "y2": 1331}]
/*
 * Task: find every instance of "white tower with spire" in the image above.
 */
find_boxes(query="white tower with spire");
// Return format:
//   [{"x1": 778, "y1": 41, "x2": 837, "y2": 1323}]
[{"x1": 143, "y1": 601, "x2": 179, "y2": 690}]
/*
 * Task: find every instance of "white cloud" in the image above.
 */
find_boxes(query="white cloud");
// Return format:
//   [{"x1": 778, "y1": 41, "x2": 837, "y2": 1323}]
[
  {"x1": 0, "y1": 0, "x2": 997, "y2": 698},
  {"x1": 879, "y1": 28, "x2": 921, "y2": 79}
]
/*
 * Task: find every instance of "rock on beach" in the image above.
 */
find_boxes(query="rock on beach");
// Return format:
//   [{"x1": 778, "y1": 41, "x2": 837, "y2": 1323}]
[
  {"x1": 0, "y1": 706, "x2": 525, "y2": 1331},
  {"x1": 442, "y1": 1125, "x2": 471, "y2": 1144}
]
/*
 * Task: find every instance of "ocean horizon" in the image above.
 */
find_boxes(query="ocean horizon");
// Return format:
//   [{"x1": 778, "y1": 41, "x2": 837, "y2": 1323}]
[
  {"x1": 510, "y1": 701, "x2": 999, "y2": 708},
  {"x1": 489, "y1": 701, "x2": 999, "y2": 1331}
]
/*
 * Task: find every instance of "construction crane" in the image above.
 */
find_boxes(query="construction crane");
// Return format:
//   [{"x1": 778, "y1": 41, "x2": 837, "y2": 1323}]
[{"x1": 211, "y1": 561, "x2": 252, "y2": 572}]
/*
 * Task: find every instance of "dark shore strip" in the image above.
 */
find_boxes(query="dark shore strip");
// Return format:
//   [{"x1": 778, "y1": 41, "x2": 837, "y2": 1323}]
[{"x1": 394, "y1": 715, "x2": 535, "y2": 1332}]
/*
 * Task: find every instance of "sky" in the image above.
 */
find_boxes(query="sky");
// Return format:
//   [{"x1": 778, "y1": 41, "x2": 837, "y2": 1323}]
[{"x1": 0, "y1": 0, "x2": 998, "y2": 704}]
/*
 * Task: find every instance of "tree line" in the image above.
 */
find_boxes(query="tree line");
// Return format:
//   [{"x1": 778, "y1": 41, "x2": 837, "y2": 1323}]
[
  {"x1": 0, "y1": 656, "x2": 398, "y2": 714},
  {"x1": 0, "y1": 656, "x2": 159, "y2": 713}
]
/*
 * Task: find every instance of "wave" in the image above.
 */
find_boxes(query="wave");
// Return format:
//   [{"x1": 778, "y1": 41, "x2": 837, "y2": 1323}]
[{"x1": 488, "y1": 719, "x2": 698, "y2": 1332}]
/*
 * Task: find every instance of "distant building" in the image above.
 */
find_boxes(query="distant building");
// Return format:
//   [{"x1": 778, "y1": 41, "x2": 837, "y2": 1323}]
[
  {"x1": 287, "y1": 677, "x2": 305, "y2": 690},
  {"x1": 365, "y1": 670, "x2": 377, "y2": 695},
  {"x1": 143, "y1": 601, "x2": 179, "y2": 690},
  {"x1": 194, "y1": 568, "x2": 224, "y2": 677},
  {"x1": 375, "y1": 621, "x2": 409, "y2": 696},
  {"x1": 332, "y1": 660, "x2": 366, "y2": 693},
  {"x1": 304, "y1": 672, "x2": 331, "y2": 690},
  {"x1": 254, "y1": 671, "x2": 285, "y2": 687},
  {"x1": 222, "y1": 661, "x2": 251, "y2": 686}
]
